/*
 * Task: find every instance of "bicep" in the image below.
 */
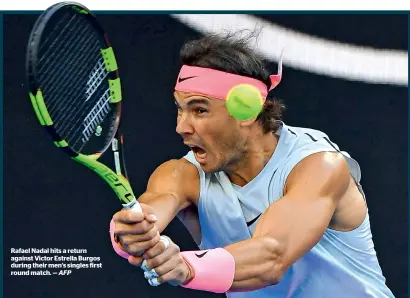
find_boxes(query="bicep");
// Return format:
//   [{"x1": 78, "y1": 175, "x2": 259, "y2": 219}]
[{"x1": 253, "y1": 152, "x2": 350, "y2": 270}]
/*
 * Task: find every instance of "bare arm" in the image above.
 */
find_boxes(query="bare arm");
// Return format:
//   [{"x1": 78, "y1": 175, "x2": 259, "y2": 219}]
[
  {"x1": 112, "y1": 158, "x2": 199, "y2": 256},
  {"x1": 224, "y1": 152, "x2": 350, "y2": 291},
  {"x1": 137, "y1": 158, "x2": 200, "y2": 233}
]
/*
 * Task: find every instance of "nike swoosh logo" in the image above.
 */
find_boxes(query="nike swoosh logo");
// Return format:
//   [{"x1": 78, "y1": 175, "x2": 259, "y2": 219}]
[
  {"x1": 246, "y1": 213, "x2": 261, "y2": 227},
  {"x1": 195, "y1": 251, "x2": 208, "y2": 258},
  {"x1": 178, "y1": 76, "x2": 197, "y2": 83}
]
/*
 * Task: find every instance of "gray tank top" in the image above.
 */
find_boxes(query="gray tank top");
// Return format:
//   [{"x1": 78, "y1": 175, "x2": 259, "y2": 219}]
[{"x1": 183, "y1": 122, "x2": 394, "y2": 298}]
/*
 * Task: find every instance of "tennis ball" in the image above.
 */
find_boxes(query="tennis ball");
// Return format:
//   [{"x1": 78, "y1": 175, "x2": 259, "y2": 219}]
[{"x1": 226, "y1": 84, "x2": 263, "y2": 120}]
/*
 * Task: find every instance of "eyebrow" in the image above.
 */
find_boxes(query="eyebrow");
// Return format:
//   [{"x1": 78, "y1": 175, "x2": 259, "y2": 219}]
[{"x1": 175, "y1": 98, "x2": 211, "y2": 108}]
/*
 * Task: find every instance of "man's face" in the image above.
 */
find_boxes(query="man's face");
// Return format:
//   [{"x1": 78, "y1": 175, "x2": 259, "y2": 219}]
[{"x1": 174, "y1": 91, "x2": 246, "y2": 173}]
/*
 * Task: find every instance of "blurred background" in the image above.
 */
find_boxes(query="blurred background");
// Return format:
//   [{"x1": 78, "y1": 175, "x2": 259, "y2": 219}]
[{"x1": 3, "y1": 13, "x2": 408, "y2": 298}]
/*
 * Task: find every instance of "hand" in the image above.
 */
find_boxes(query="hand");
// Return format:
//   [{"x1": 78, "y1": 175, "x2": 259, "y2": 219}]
[
  {"x1": 112, "y1": 203, "x2": 160, "y2": 256},
  {"x1": 128, "y1": 236, "x2": 194, "y2": 286}
]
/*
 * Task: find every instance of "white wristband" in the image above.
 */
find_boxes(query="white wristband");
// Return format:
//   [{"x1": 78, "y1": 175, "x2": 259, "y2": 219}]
[{"x1": 159, "y1": 235, "x2": 170, "y2": 250}]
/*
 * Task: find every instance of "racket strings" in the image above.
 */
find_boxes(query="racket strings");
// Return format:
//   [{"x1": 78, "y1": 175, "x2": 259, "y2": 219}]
[
  {"x1": 63, "y1": 66, "x2": 111, "y2": 146},
  {"x1": 72, "y1": 89, "x2": 111, "y2": 150},
  {"x1": 40, "y1": 25, "x2": 95, "y2": 103},
  {"x1": 36, "y1": 11, "x2": 113, "y2": 153},
  {"x1": 85, "y1": 59, "x2": 110, "y2": 101},
  {"x1": 39, "y1": 15, "x2": 97, "y2": 109},
  {"x1": 38, "y1": 13, "x2": 95, "y2": 104},
  {"x1": 47, "y1": 50, "x2": 101, "y2": 119},
  {"x1": 37, "y1": 11, "x2": 77, "y2": 63},
  {"x1": 57, "y1": 59, "x2": 110, "y2": 147}
]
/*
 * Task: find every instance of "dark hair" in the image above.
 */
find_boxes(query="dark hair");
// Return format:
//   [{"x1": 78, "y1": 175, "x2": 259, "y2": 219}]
[{"x1": 179, "y1": 30, "x2": 285, "y2": 134}]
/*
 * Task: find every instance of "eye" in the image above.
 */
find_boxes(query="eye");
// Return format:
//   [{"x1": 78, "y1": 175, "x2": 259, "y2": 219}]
[{"x1": 195, "y1": 108, "x2": 207, "y2": 115}]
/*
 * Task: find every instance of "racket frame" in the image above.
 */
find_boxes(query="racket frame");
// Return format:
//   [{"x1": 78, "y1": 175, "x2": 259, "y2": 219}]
[{"x1": 26, "y1": 2, "x2": 140, "y2": 210}]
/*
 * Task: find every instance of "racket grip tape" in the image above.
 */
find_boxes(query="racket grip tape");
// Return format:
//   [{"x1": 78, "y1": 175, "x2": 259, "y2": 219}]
[{"x1": 122, "y1": 198, "x2": 142, "y2": 213}]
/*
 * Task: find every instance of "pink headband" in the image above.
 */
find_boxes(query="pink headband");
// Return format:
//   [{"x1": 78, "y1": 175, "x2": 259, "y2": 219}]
[{"x1": 175, "y1": 52, "x2": 283, "y2": 101}]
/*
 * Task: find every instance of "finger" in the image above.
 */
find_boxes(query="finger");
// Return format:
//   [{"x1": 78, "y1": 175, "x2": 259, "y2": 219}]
[
  {"x1": 120, "y1": 230, "x2": 160, "y2": 248},
  {"x1": 143, "y1": 236, "x2": 173, "y2": 260},
  {"x1": 154, "y1": 263, "x2": 187, "y2": 286},
  {"x1": 128, "y1": 255, "x2": 144, "y2": 267},
  {"x1": 145, "y1": 213, "x2": 157, "y2": 223},
  {"x1": 114, "y1": 220, "x2": 155, "y2": 236},
  {"x1": 150, "y1": 254, "x2": 182, "y2": 277},
  {"x1": 121, "y1": 232, "x2": 160, "y2": 255},
  {"x1": 142, "y1": 247, "x2": 174, "y2": 273},
  {"x1": 140, "y1": 204, "x2": 158, "y2": 223},
  {"x1": 113, "y1": 209, "x2": 144, "y2": 224}
]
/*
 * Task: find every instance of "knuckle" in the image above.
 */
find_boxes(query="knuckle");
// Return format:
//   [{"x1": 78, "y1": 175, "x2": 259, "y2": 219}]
[
  {"x1": 147, "y1": 226, "x2": 158, "y2": 238},
  {"x1": 125, "y1": 212, "x2": 134, "y2": 222},
  {"x1": 113, "y1": 222, "x2": 122, "y2": 233},
  {"x1": 149, "y1": 233, "x2": 161, "y2": 246},
  {"x1": 129, "y1": 243, "x2": 143, "y2": 254},
  {"x1": 120, "y1": 236, "x2": 131, "y2": 246},
  {"x1": 126, "y1": 243, "x2": 137, "y2": 253},
  {"x1": 137, "y1": 222, "x2": 147, "y2": 233},
  {"x1": 148, "y1": 257, "x2": 158, "y2": 268},
  {"x1": 168, "y1": 255, "x2": 177, "y2": 267},
  {"x1": 145, "y1": 249, "x2": 155, "y2": 259},
  {"x1": 118, "y1": 229, "x2": 131, "y2": 238},
  {"x1": 176, "y1": 254, "x2": 184, "y2": 264},
  {"x1": 170, "y1": 243, "x2": 180, "y2": 254},
  {"x1": 174, "y1": 266, "x2": 181, "y2": 275},
  {"x1": 139, "y1": 221, "x2": 152, "y2": 233},
  {"x1": 174, "y1": 254, "x2": 183, "y2": 265},
  {"x1": 176, "y1": 269, "x2": 185, "y2": 281},
  {"x1": 153, "y1": 265, "x2": 163, "y2": 275},
  {"x1": 152, "y1": 253, "x2": 164, "y2": 266},
  {"x1": 112, "y1": 211, "x2": 123, "y2": 220}
]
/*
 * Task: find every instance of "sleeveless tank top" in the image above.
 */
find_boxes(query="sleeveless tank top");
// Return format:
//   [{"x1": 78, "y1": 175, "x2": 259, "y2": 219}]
[{"x1": 183, "y1": 122, "x2": 394, "y2": 298}]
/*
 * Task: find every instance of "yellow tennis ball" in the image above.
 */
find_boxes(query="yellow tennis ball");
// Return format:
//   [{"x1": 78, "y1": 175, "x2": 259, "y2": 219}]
[{"x1": 226, "y1": 84, "x2": 263, "y2": 120}]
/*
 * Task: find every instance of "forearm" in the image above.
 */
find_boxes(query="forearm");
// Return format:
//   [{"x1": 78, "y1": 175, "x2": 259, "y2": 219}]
[
  {"x1": 224, "y1": 236, "x2": 284, "y2": 291},
  {"x1": 138, "y1": 192, "x2": 191, "y2": 233},
  {"x1": 180, "y1": 236, "x2": 285, "y2": 294}
]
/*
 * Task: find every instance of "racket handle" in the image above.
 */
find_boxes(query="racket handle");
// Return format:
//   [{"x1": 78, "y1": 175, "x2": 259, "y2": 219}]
[{"x1": 122, "y1": 198, "x2": 142, "y2": 213}]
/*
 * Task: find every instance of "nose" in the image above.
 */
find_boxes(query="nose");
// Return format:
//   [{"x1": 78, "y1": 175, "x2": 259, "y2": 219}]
[{"x1": 176, "y1": 113, "x2": 194, "y2": 136}]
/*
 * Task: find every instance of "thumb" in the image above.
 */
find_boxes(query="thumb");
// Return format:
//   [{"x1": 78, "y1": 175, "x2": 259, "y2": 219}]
[
  {"x1": 128, "y1": 255, "x2": 144, "y2": 267},
  {"x1": 140, "y1": 203, "x2": 158, "y2": 223}
]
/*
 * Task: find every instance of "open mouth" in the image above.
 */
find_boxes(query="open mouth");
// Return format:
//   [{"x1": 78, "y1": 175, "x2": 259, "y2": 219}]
[{"x1": 191, "y1": 146, "x2": 207, "y2": 162}]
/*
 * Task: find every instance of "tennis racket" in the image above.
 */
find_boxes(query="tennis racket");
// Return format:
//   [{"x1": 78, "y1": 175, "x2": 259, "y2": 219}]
[{"x1": 25, "y1": 2, "x2": 142, "y2": 213}]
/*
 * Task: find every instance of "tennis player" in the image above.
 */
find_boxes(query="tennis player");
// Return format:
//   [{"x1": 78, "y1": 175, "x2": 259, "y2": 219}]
[{"x1": 110, "y1": 32, "x2": 395, "y2": 297}]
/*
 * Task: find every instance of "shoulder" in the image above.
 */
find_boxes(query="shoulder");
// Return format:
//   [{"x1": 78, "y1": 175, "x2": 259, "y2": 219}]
[
  {"x1": 285, "y1": 151, "x2": 350, "y2": 200},
  {"x1": 147, "y1": 158, "x2": 200, "y2": 203},
  {"x1": 152, "y1": 158, "x2": 200, "y2": 182}
]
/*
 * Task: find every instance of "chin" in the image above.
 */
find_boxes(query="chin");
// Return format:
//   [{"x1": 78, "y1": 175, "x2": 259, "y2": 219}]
[
  {"x1": 200, "y1": 161, "x2": 226, "y2": 174},
  {"x1": 199, "y1": 164, "x2": 215, "y2": 174},
  {"x1": 197, "y1": 161, "x2": 218, "y2": 174}
]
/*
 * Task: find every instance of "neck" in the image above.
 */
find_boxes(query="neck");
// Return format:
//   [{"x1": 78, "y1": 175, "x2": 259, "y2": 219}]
[{"x1": 227, "y1": 130, "x2": 279, "y2": 187}]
